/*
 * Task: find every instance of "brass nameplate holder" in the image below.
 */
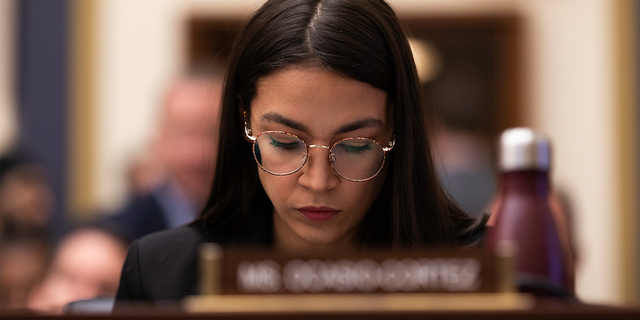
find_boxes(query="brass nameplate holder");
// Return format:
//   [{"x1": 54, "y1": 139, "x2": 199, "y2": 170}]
[{"x1": 184, "y1": 244, "x2": 533, "y2": 313}]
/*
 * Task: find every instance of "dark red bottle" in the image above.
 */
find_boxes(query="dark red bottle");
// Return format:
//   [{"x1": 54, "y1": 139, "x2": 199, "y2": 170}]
[{"x1": 486, "y1": 128, "x2": 570, "y2": 296}]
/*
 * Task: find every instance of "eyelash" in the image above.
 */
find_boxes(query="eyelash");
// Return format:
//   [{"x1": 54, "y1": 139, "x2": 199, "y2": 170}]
[
  {"x1": 269, "y1": 136, "x2": 302, "y2": 151},
  {"x1": 336, "y1": 142, "x2": 374, "y2": 154}
]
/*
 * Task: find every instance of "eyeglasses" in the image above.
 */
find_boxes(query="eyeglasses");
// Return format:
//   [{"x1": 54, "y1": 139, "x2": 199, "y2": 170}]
[{"x1": 245, "y1": 127, "x2": 395, "y2": 182}]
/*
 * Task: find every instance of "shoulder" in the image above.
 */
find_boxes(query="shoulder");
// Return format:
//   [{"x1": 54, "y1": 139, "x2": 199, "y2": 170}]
[
  {"x1": 115, "y1": 193, "x2": 164, "y2": 219},
  {"x1": 135, "y1": 224, "x2": 209, "y2": 276},
  {"x1": 137, "y1": 223, "x2": 206, "y2": 250},
  {"x1": 115, "y1": 225, "x2": 210, "y2": 302},
  {"x1": 456, "y1": 214, "x2": 489, "y2": 249},
  {"x1": 134, "y1": 224, "x2": 210, "y2": 270},
  {"x1": 97, "y1": 193, "x2": 167, "y2": 242}
]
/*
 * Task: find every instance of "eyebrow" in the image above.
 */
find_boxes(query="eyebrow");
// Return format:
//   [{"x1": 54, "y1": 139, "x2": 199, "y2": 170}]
[
  {"x1": 261, "y1": 112, "x2": 308, "y2": 132},
  {"x1": 261, "y1": 112, "x2": 383, "y2": 135},
  {"x1": 336, "y1": 117, "x2": 383, "y2": 134}
]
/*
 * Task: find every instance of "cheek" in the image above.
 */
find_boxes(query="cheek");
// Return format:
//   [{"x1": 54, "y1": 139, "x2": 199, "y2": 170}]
[
  {"x1": 258, "y1": 169, "x2": 298, "y2": 206},
  {"x1": 346, "y1": 174, "x2": 386, "y2": 209},
  {"x1": 344, "y1": 161, "x2": 387, "y2": 194},
  {"x1": 345, "y1": 168, "x2": 387, "y2": 215}
]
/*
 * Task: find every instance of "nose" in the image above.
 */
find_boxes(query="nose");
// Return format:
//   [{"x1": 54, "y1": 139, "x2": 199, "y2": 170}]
[{"x1": 298, "y1": 146, "x2": 340, "y2": 192}]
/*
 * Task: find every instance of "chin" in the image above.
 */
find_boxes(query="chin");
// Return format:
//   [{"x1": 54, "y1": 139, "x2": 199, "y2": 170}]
[
  {"x1": 295, "y1": 225, "x2": 349, "y2": 246},
  {"x1": 302, "y1": 235, "x2": 338, "y2": 246}
]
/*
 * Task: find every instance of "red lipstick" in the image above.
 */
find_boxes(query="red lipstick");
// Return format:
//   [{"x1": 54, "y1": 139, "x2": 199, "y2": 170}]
[{"x1": 298, "y1": 206, "x2": 339, "y2": 222}]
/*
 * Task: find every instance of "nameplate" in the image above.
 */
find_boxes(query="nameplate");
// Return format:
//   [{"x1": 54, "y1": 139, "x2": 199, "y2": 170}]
[{"x1": 200, "y1": 248, "x2": 513, "y2": 295}]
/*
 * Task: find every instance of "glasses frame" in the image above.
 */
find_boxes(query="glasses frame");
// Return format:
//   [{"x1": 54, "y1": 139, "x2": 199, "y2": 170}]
[{"x1": 245, "y1": 127, "x2": 395, "y2": 182}]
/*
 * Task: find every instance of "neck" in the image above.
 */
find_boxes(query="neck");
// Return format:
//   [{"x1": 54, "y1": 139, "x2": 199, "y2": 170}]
[{"x1": 272, "y1": 209, "x2": 357, "y2": 256}]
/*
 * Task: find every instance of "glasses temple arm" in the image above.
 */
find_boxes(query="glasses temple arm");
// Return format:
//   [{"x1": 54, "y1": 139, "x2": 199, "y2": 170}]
[
  {"x1": 243, "y1": 109, "x2": 256, "y2": 141},
  {"x1": 244, "y1": 126, "x2": 256, "y2": 141},
  {"x1": 382, "y1": 136, "x2": 395, "y2": 152}
]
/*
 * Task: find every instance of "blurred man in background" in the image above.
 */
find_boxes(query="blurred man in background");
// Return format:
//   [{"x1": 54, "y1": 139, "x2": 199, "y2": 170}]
[
  {"x1": 26, "y1": 228, "x2": 127, "y2": 313},
  {"x1": 19, "y1": 73, "x2": 223, "y2": 313},
  {"x1": 0, "y1": 154, "x2": 54, "y2": 239},
  {"x1": 100, "y1": 74, "x2": 223, "y2": 243},
  {"x1": 425, "y1": 55, "x2": 497, "y2": 218},
  {"x1": 0, "y1": 154, "x2": 53, "y2": 310}
]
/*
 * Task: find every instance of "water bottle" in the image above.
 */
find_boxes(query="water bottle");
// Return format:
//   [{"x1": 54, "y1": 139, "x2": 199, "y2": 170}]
[{"x1": 485, "y1": 128, "x2": 570, "y2": 296}]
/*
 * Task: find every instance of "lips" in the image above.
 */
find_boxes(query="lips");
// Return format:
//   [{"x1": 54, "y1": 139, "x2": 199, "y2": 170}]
[{"x1": 298, "y1": 206, "x2": 339, "y2": 222}]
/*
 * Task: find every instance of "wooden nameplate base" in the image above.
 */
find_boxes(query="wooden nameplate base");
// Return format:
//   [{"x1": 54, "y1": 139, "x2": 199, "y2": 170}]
[
  {"x1": 184, "y1": 244, "x2": 533, "y2": 313},
  {"x1": 184, "y1": 292, "x2": 533, "y2": 313}
]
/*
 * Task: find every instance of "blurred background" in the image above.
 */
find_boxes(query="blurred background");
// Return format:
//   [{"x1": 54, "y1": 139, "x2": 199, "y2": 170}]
[{"x1": 0, "y1": 0, "x2": 639, "y2": 310}]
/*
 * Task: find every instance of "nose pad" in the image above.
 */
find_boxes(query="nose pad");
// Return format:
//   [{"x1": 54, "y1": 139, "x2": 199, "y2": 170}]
[
  {"x1": 329, "y1": 153, "x2": 336, "y2": 163},
  {"x1": 298, "y1": 147, "x2": 339, "y2": 191}
]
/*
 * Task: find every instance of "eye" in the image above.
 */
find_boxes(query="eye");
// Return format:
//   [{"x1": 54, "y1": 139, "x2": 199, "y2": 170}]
[
  {"x1": 269, "y1": 136, "x2": 303, "y2": 151},
  {"x1": 336, "y1": 140, "x2": 374, "y2": 154}
]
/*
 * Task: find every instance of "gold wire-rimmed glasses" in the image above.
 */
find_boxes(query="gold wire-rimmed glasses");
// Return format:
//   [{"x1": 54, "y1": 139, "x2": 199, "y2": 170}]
[{"x1": 245, "y1": 127, "x2": 395, "y2": 182}]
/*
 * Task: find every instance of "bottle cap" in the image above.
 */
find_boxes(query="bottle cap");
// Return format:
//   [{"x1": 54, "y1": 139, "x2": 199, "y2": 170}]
[{"x1": 498, "y1": 127, "x2": 551, "y2": 172}]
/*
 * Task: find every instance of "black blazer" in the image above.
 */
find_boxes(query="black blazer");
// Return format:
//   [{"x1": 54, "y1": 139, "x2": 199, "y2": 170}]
[
  {"x1": 115, "y1": 207, "x2": 273, "y2": 306},
  {"x1": 115, "y1": 225, "x2": 208, "y2": 301}
]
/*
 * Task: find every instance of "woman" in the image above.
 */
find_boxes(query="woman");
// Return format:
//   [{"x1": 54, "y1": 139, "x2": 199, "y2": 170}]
[{"x1": 115, "y1": 0, "x2": 486, "y2": 302}]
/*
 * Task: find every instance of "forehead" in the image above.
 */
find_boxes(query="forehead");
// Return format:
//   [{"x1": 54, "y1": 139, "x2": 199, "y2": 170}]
[
  {"x1": 164, "y1": 80, "x2": 220, "y2": 122},
  {"x1": 251, "y1": 67, "x2": 389, "y2": 132}
]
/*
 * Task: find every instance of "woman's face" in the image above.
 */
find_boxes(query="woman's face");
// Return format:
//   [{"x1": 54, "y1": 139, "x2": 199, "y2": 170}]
[{"x1": 249, "y1": 67, "x2": 394, "y2": 252}]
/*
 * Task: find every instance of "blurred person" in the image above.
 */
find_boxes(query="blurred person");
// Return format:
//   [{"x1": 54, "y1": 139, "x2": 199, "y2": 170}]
[
  {"x1": 433, "y1": 123, "x2": 496, "y2": 218},
  {"x1": 0, "y1": 153, "x2": 54, "y2": 310},
  {"x1": 125, "y1": 145, "x2": 167, "y2": 197},
  {"x1": 425, "y1": 55, "x2": 497, "y2": 218},
  {"x1": 99, "y1": 74, "x2": 223, "y2": 243},
  {"x1": 0, "y1": 234, "x2": 50, "y2": 310},
  {"x1": 26, "y1": 228, "x2": 127, "y2": 314},
  {"x1": 0, "y1": 153, "x2": 54, "y2": 238},
  {"x1": 23, "y1": 73, "x2": 223, "y2": 314}
]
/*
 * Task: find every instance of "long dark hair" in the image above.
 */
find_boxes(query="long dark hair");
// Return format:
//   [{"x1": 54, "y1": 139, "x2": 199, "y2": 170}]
[{"x1": 195, "y1": 0, "x2": 485, "y2": 249}]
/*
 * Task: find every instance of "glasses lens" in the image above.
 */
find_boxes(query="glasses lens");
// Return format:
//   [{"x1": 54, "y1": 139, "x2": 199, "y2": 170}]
[
  {"x1": 331, "y1": 138, "x2": 385, "y2": 181},
  {"x1": 254, "y1": 132, "x2": 307, "y2": 175}
]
